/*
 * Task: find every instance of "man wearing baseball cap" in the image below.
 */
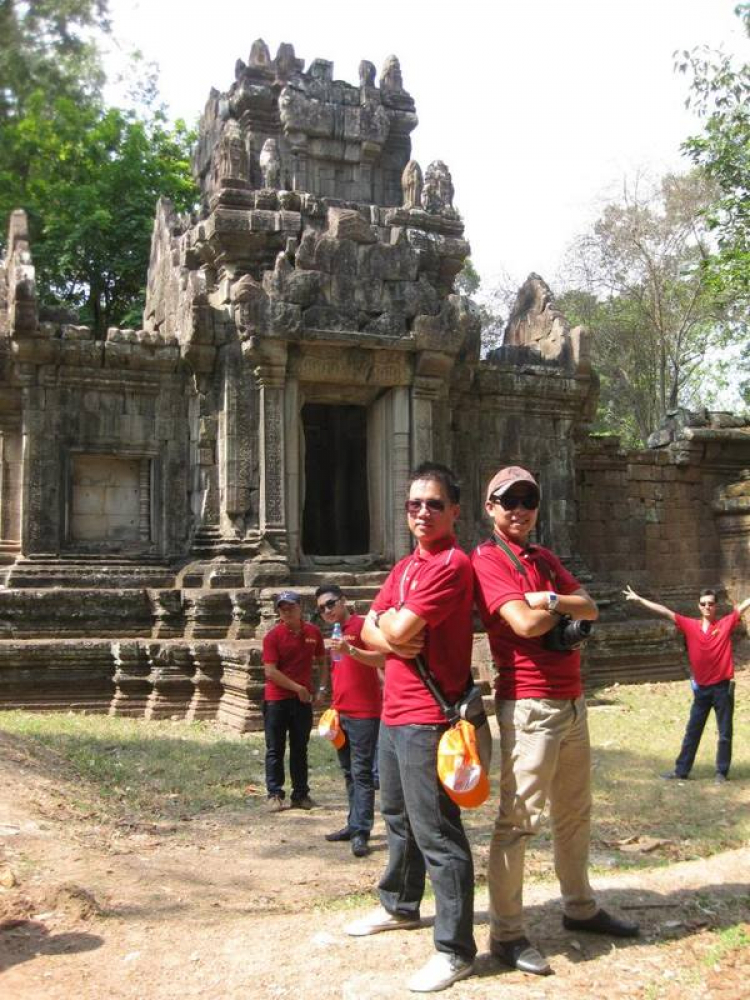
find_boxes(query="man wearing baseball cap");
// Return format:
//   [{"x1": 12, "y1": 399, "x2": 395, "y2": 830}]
[
  {"x1": 471, "y1": 466, "x2": 638, "y2": 977},
  {"x1": 262, "y1": 590, "x2": 325, "y2": 811}
]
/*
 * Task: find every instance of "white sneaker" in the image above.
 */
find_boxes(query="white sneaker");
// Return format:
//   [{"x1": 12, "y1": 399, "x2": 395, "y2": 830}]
[
  {"x1": 407, "y1": 952, "x2": 474, "y2": 992},
  {"x1": 345, "y1": 906, "x2": 421, "y2": 936}
]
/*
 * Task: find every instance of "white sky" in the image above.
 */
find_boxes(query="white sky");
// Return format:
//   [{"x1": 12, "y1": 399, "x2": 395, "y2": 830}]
[{"x1": 107, "y1": 0, "x2": 747, "y2": 296}]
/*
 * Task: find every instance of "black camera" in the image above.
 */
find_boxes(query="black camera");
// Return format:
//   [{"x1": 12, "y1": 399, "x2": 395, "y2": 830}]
[{"x1": 543, "y1": 616, "x2": 593, "y2": 652}]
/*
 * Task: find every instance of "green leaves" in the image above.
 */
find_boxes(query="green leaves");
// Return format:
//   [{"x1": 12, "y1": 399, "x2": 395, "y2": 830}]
[{"x1": 0, "y1": 1, "x2": 197, "y2": 333}]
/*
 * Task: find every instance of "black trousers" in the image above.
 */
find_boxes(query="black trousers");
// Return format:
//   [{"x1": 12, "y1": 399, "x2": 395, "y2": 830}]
[
  {"x1": 674, "y1": 679, "x2": 734, "y2": 777},
  {"x1": 263, "y1": 698, "x2": 313, "y2": 801}
]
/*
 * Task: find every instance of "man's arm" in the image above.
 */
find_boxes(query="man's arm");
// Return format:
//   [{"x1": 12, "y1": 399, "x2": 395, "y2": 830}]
[
  {"x1": 501, "y1": 587, "x2": 597, "y2": 638},
  {"x1": 523, "y1": 589, "x2": 598, "y2": 621},
  {"x1": 622, "y1": 585, "x2": 676, "y2": 622},
  {"x1": 330, "y1": 632, "x2": 385, "y2": 668},
  {"x1": 361, "y1": 610, "x2": 425, "y2": 659},
  {"x1": 263, "y1": 662, "x2": 312, "y2": 703},
  {"x1": 737, "y1": 596, "x2": 750, "y2": 616},
  {"x1": 313, "y1": 655, "x2": 327, "y2": 705}
]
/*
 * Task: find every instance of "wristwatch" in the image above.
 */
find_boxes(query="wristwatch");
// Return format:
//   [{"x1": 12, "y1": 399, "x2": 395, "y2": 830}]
[{"x1": 547, "y1": 592, "x2": 559, "y2": 612}]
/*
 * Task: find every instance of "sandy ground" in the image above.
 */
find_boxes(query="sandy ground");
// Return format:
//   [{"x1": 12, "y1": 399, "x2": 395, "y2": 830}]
[{"x1": 0, "y1": 727, "x2": 748, "y2": 1000}]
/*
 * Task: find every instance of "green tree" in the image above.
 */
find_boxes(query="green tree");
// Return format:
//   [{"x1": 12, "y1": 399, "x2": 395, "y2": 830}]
[
  {"x1": 561, "y1": 171, "x2": 729, "y2": 446},
  {"x1": 0, "y1": 1, "x2": 197, "y2": 333},
  {"x1": 0, "y1": 0, "x2": 110, "y2": 123},
  {"x1": 678, "y1": 2, "x2": 750, "y2": 302}
]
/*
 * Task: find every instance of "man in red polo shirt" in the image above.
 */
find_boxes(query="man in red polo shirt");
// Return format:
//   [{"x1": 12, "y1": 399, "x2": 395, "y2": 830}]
[
  {"x1": 262, "y1": 590, "x2": 325, "y2": 811},
  {"x1": 472, "y1": 465, "x2": 637, "y2": 978},
  {"x1": 624, "y1": 584, "x2": 750, "y2": 782},
  {"x1": 345, "y1": 462, "x2": 476, "y2": 994},
  {"x1": 315, "y1": 583, "x2": 384, "y2": 859}
]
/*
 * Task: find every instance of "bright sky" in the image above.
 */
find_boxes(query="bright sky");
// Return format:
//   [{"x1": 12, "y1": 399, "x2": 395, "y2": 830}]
[{"x1": 108, "y1": 0, "x2": 747, "y2": 296}]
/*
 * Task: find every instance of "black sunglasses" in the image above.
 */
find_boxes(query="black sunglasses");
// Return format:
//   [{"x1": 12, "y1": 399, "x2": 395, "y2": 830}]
[
  {"x1": 699, "y1": 600, "x2": 716, "y2": 607},
  {"x1": 405, "y1": 498, "x2": 446, "y2": 514},
  {"x1": 490, "y1": 492, "x2": 540, "y2": 511},
  {"x1": 317, "y1": 597, "x2": 340, "y2": 612}
]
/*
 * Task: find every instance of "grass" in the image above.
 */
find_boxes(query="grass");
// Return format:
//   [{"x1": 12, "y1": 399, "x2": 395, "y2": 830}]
[
  {"x1": 0, "y1": 710, "x2": 343, "y2": 824},
  {"x1": 702, "y1": 923, "x2": 750, "y2": 967},
  {"x1": 0, "y1": 673, "x2": 748, "y2": 868}
]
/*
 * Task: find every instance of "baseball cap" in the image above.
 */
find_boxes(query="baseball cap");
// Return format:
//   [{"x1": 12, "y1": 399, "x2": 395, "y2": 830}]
[
  {"x1": 275, "y1": 590, "x2": 301, "y2": 607},
  {"x1": 485, "y1": 466, "x2": 539, "y2": 502}
]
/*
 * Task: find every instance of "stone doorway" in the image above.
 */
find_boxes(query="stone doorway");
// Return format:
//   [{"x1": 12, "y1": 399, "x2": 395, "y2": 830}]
[{"x1": 301, "y1": 403, "x2": 369, "y2": 556}]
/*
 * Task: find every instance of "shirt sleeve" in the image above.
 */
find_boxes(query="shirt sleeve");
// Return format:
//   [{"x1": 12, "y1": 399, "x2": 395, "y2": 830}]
[
  {"x1": 472, "y1": 544, "x2": 525, "y2": 615},
  {"x1": 262, "y1": 629, "x2": 279, "y2": 665},
  {"x1": 402, "y1": 552, "x2": 472, "y2": 630},
  {"x1": 370, "y1": 564, "x2": 398, "y2": 614},
  {"x1": 673, "y1": 614, "x2": 689, "y2": 636}
]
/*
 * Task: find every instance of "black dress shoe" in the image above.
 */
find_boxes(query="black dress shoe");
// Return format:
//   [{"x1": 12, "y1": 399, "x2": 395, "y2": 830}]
[
  {"x1": 660, "y1": 771, "x2": 689, "y2": 780},
  {"x1": 563, "y1": 909, "x2": 640, "y2": 938},
  {"x1": 490, "y1": 936, "x2": 552, "y2": 976},
  {"x1": 351, "y1": 834, "x2": 370, "y2": 858},
  {"x1": 325, "y1": 827, "x2": 352, "y2": 842}
]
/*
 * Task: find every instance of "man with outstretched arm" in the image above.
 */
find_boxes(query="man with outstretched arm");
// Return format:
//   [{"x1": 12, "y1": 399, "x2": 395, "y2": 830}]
[
  {"x1": 624, "y1": 585, "x2": 750, "y2": 782},
  {"x1": 315, "y1": 583, "x2": 384, "y2": 858},
  {"x1": 345, "y1": 462, "x2": 477, "y2": 994},
  {"x1": 472, "y1": 466, "x2": 638, "y2": 978}
]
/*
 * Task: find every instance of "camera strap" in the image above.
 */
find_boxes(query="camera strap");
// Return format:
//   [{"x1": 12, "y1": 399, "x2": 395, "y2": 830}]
[{"x1": 489, "y1": 533, "x2": 527, "y2": 577}]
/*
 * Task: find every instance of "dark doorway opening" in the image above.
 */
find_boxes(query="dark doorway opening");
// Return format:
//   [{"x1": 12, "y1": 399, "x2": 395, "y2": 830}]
[{"x1": 302, "y1": 403, "x2": 369, "y2": 556}]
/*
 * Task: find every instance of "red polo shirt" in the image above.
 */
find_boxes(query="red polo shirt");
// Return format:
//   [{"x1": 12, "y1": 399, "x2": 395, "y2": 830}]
[
  {"x1": 372, "y1": 535, "x2": 474, "y2": 726},
  {"x1": 331, "y1": 614, "x2": 382, "y2": 719},
  {"x1": 472, "y1": 536, "x2": 582, "y2": 699},
  {"x1": 262, "y1": 621, "x2": 324, "y2": 701},
  {"x1": 674, "y1": 610, "x2": 740, "y2": 686}
]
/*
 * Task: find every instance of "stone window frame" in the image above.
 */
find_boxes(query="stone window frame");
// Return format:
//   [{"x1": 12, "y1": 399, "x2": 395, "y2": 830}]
[{"x1": 62, "y1": 447, "x2": 159, "y2": 555}]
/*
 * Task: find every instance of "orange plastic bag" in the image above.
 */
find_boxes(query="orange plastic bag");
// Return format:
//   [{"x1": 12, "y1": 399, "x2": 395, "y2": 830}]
[
  {"x1": 437, "y1": 719, "x2": 490, "y2": 808},
  {"x1": 318, "y1": 707, "x2": 345, "y2": 749}
]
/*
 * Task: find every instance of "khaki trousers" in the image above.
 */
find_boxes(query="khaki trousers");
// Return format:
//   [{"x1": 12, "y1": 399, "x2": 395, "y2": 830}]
[{"x1": 488, "y1": 695, "x2": 598, "y2": 942}]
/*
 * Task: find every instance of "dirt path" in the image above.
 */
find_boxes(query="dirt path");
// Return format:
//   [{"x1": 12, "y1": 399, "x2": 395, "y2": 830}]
[{"x1": 0, "y1": 730, "x2": 748, "y2": 1000}]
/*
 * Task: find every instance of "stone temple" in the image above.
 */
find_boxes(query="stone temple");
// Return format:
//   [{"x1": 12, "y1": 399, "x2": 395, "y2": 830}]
[{"x1": 0, "y1": 42, "x2": 748, "y2": 725}]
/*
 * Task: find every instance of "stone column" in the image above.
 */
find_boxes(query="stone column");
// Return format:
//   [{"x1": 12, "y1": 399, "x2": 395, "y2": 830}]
[
  {"x1": 410, "y1": 376, "x2": 439, "y2": 470},
  {"x1": 392, "y1": 386, "x2": 411, "y2": 560},
  {"x1": 254, "y1": 341, "x2": 289, "y2": 558},
  {"x1": 284, "y1": 377, "x2": 301, "y2": 565}
]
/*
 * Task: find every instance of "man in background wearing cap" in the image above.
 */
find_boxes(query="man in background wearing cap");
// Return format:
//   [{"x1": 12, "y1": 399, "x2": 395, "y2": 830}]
[
  {"x1": 262, "y1": 590, "x2": 325, "y2": 811},
  {"x1": 345, "y1": 462, "x2": 476, "y2": 994},
  {"x1": 472, "y1": 466, "x2": 637, "y2": 977}
]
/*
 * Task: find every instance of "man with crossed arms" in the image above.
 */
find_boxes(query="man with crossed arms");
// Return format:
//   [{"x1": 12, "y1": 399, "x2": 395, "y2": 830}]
[{"x1": 472, "y1": 465, "x2": 638, "y2": 978}]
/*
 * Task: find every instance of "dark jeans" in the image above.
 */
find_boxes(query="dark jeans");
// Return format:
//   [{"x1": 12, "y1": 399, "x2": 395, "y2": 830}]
[
  {"x1": 377, "y1": 721, "x2": 476, "y2": 962},
  {"x1": 263, "y1": 698, "x2": 313, "y2": 801},
  {"x1": 675, "y1": 679, "x2": 734, "y2": 777},
  {"x1": 337, "y1": 715, "x2": 380, "y2": 836}
]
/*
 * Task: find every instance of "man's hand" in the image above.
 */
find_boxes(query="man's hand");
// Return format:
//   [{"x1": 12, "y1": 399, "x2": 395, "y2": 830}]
[
  {"x1": 389, "y1": 633, "x2": 425, "y2": 659},
  {"x1": 297, "y1": 685, "x2": 312, "y2": 704},
  {"x1": 525, "y1": 591, "x2": 553, "y2": 610},
  {"x1": 623, "y1": 585, "x2": 641, "y2": 602},
  {"x1": 330, "y1": 635, "x2": 349, "y2": 656}
]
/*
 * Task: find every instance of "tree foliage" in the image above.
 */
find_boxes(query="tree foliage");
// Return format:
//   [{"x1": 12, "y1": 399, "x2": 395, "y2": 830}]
[
  {"x1": 0, "y1": 0, "x2": 197, "y2": 334},
  {"x1": 678, "y1": 2, "x2": 750, "y2": 303},
  {"x1": 560, "y1": 172, "x2": 729, "y2": 447}
]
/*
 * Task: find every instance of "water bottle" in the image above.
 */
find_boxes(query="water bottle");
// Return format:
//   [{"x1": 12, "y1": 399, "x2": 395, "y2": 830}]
[{"x1": 331, "y1": 622, "x2": 342, "y2": 662}]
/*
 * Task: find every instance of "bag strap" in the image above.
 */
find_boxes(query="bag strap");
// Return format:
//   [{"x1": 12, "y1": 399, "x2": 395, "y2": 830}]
[{"x1": 413, "y1": 653, "x2": 459, "y2": 725}]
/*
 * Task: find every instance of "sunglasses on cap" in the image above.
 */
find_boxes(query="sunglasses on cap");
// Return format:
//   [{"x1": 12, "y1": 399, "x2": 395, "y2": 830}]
[
  {"x1": 405, "y1": 498, "x2": 446, "y2": 514},
  {"x1": 489, "y1": 492, "x2": 540, "y2": 511},
  {"x1": 317, "y1": 597, "x2": 341, "y2": 612}
]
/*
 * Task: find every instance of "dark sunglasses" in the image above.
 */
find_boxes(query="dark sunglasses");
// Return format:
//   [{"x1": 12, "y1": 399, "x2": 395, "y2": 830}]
[
  {"x1": 699, "y1": 600, "x2": 716, "y2": 607},
  {"x1": 490, "y1": 492, "x2": 540, "y2": 511},
  {"x1": 405, "y1": 498, "x2": 446, "y2": 514},
  {"x1": 317, "y1": 597, "x2": 340, "y2": 612}
]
